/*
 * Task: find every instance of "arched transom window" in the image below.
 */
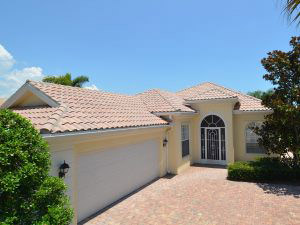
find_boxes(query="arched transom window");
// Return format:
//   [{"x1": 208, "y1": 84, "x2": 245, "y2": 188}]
[{"x1": 201, "y1": 115, "x2": 225, "y2": 128}]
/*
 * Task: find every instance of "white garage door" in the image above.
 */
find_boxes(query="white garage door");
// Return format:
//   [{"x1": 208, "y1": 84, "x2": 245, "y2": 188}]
[{"x1": 77, "y1": 139, "x2": 160, "y2": 222}]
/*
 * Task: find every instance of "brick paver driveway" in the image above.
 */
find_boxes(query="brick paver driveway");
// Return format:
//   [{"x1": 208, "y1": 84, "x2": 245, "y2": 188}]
[{"x1": 81, "y1": 165, "x2": 300, "y2": 225}]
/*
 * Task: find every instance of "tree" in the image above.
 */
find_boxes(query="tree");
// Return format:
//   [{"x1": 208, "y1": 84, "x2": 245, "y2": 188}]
[
  {"x1": 284, "y1": 0, "x2": 300, "y2": 25},
  {"x1": 254, "y1": 36, "x2": 300, "y2": 167},
  {"x1": 247, "y1": 89, "x2": 274, "y2": 100},
  {"x1": 0, "y1": 109, "x2": 73, "y2": 224},
  {"x1": 43, "y1": 73, "x2": 89, "y2": 87}
]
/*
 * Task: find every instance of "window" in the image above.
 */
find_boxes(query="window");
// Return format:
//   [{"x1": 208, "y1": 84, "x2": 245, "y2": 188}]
[
  {"x1": 181, "y1": 124, "x2": 189, "y2": 157},
  {"x1": 201, "y1": 115, "x2": 225, "y2": 127},
  {"x1": 245, "y1": 122, "x2": 265, "y2": 154}
]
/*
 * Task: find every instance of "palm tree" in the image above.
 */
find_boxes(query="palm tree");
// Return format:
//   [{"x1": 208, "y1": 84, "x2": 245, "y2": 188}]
[
  {"x1": 43, "y1": 73, "x2": 89, "y2": 88},
  {"x1": 284, "y1": 0, "x2": 300, "y2": 24}
]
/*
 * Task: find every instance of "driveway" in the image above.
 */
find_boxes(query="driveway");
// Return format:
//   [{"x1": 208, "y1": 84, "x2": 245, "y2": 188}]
[{"x1": 80, "y1": 165, "x2": 300, "y2": 225}]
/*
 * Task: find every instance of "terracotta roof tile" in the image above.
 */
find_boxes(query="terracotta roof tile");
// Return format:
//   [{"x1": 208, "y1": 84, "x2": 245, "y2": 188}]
[
  {"x1": 12, "y1": 81, "x2": 168, "y2": 133},
  {"x1": 137, "y1": 89, "x2": 195, "y2": 113},
  {"x1": 10, "y1": 81, "x2": 269, "y2": 134},
  {"x1": 177, "y1": 82, "x2": 268, "y2": 111}
]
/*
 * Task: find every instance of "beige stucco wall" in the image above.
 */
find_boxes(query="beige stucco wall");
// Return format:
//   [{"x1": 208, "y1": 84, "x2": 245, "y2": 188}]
[
  {"x1": 167, "y1": 115, "x2": 195, "y2": 174},
  {"x1": 233, "y1": 112, "x2": 268, "y2": 161},
  {"x1": 46, "y1": 126, "x2": 167, "y2": 224},
  {"x1": 167, "y1": 108, "x2": 270, "y2": 174},
  {"x1": 189, "y1": 101, "x2": 237, "y2": 165}
]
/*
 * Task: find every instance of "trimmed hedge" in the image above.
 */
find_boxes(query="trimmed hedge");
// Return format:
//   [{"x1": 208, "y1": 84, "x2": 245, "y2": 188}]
[{"x1": 227, "y1": 157, "x2": 300, "y2": 182}]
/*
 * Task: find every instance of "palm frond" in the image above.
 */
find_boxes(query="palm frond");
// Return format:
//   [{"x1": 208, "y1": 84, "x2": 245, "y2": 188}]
[
  {"x1": 72, "y1": 75, "x2": 89, "y2": 87},
  {"x1": 284, "y1": 0, "x2": 300, "y2": 25}
]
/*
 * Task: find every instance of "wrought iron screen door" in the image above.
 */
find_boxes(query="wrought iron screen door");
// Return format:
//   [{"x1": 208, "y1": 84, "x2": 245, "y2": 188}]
[
  {"x1": 201, "y1": 115, "x2": 226, "y2": 162},
  {"x1": 206, "y1": 128, "x2": 220, "y2": 160}
]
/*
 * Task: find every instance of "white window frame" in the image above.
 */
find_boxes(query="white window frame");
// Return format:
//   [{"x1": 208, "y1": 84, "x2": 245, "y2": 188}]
[{"x1": 181, "y1": 123, "x2": 190, "y2": 158}]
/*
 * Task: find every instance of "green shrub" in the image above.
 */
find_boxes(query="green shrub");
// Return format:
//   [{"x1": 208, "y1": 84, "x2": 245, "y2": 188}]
[
  {"x1": 0, "y1": 109, "x2": 73, "y2": 225},
  {"x1": 227, "y1": 157, "x2": 300, "y2": 182}
]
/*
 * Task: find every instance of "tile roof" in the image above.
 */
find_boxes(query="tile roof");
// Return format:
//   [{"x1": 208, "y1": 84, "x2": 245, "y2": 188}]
[
  {"x1": 8, "y1": 80, "x2": 269, "y2": 134},
  {"x1": 177, "y1": 82, "x2": 268, "y2": 111},
  {"x1": 12, "y1": 81, "x2": 168, "y2": 134},
  {"x1": 137, "y1": 89, "x2": 195, "y2": 113}
]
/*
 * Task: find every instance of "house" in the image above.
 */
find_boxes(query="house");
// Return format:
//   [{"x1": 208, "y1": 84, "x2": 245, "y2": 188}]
[
  {"x1": 1, "y1": 80, "x2": 271, "y2": 223},
  {"x1": 0, "y1": 98, "x2": 5, "y2": 106}
]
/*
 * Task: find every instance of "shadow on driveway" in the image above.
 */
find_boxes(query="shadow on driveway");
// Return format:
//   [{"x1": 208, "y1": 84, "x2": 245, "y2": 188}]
[
  {"x1": 256, "y1": 182, "x2": 300, "y2": 198},
  {"x1": 192, "y1": 163, "x2": 227, "y2": 169}
]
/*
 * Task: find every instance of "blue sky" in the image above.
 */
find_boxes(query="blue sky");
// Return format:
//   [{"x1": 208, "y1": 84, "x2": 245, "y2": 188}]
[{"x1": 0, "y1": 0, "x2": 298, "y2": 97}]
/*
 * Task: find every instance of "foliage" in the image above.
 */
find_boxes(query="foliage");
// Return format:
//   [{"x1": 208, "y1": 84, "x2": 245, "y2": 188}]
[
  {"x1": 284, "y1": 0, "x2": 300, "y2": 25},
  {"x1": 255, "y1": 36, "x2": 300, "y2": 167},
  {"x1": 247, "y1": 89, "x2": 274, "y2": 100},
  {"x1": 0, "y1": 109, "x2": 73, "y2": 225},
  {"x1": 227, "y1": 157, "x2": 300, "y2": 181},
  {"x1": 43, "y1": 73, "x2": 89, "y2": 87}
]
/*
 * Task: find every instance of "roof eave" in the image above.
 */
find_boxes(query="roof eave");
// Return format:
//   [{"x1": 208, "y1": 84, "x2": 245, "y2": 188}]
[
  {"x1": 233, "y1": 109, "x2": 273, "y2": 114},
  {"x1": 1, "y1": 81, "x2": 60, "y2": 109},
  {"x1": 42, "y1": 124, "x2": 171, "y2": 139},
  {"x1": 153, "y1": 111, "x2": 198, "y2": 116},
  {"x1": 184, "y1": 97, "x2": 239, "y2": 104}
]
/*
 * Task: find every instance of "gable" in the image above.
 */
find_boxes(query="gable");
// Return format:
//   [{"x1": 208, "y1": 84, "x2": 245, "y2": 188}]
[
  {"x1": 1, "y1": 81, "x2": 59, "y2": 109},
  {"x1": 10, "y1": 90, "x2": 48, "y2": 107},
  {"x1": 177, "y1": 82, "x2": 268, "y2": 112}
]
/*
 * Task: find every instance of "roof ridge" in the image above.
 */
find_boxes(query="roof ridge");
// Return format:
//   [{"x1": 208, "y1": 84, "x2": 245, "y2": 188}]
[
  {"x1": 207, "y1": 88, "x2": 238, "y2": 97},
  {"x1": 154, "y1": 89, "x2": 178, "y2": 112},
  {"x1": 28, "y1": 80, "x2": 134, "y2": 98},
  {"x1": 176, "y1": 81, "x2": 210, "y2": 93},
  {"x1": 136, "y1": 94, "x2": 153, "y2": 113},
  {"x1": 177, "y1": 81, "x2": 261, "y2": 102},
  {"x1": 206, "y1": 82, "x2": 261, "y2": 102},
  {"x1": 42, "y1": 104, "x2": 68, "y2": 132}
]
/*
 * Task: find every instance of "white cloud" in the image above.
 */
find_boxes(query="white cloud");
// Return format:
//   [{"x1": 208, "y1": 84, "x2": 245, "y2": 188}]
[
  {"x1": 84, "y1": 84, "x2": 99, "y2": 90},
  {"x1": 0, "y1": 44, "x2": 15, "y2": 72},
  {"x1": 0, "y1": 44, "x2": 44, "y2": 98}
]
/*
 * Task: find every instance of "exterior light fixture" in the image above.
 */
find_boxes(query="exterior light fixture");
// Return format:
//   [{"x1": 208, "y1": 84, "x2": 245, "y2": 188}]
[
  {"x1": 163, "y1": 138, "x2": 168, "y2": 147},
  {"x1": 59, "y1": 160, "x2": 70, "y2": 178}
]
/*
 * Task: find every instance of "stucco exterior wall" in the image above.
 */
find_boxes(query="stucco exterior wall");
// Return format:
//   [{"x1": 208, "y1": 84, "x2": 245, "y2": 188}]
[
  {"x1": 233, "y1": 112, "x2": 268, "y2": 161},
  {"x1": 166, "y1": 115, "x2": 197, "y2": 174},
  {"x1": 189, "y1": 101, "x2": 236, "y2": 165},
  {"x1": 46, "y1": 127, "x2": 167, "y2": 224}
]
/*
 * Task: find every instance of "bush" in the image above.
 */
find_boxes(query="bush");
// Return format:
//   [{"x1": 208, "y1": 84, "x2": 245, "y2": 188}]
[
  {"x1": 227, "y1": 157, "x2": 300, "y2": 182},
  {"x1": 0, "y1": 109, "x2": 73, "y2": 225}
]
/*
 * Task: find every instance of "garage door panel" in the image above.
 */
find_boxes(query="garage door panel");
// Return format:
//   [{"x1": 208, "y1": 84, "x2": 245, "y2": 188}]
[{"x1": 77, "y1": 139, "x2": 160, "y2": 222}]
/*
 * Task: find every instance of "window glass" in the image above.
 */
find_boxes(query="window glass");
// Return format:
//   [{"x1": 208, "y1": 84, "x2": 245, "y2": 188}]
[
  {"x1": 245, "y1": 122, "x2": 265, "y2": 154},
  {"x1": 181, "y1": 124, "x2": 189, "y2": 157},
  {"x1": 201, "y1": 115, "x2": 225, "y2": 128}
]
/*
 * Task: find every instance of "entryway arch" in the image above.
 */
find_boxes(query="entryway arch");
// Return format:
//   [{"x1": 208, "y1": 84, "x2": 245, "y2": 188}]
[{"x1": 200, "y1": 115, "x2": 226, "y2": 164}]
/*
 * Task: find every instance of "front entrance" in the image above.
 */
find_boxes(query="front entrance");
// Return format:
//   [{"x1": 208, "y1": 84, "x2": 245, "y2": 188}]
[{"x1": 200, "y1": 115, "x2": 226, "y2": 164}]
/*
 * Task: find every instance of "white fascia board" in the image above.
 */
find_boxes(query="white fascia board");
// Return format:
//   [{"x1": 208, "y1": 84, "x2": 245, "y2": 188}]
[
  {"x1": 153, "y1": 111, "x2": 199, "y2": 116},
  {"x1": 184, "y1": 98, "x2": 238, "y2": 104},
  {"x1": 233, "y1": 110, "x2": 273, "y2": 115},
  {"x1": 1, "y1": 82, "x2": 59, "y2": 109},
  {"x1": 42, "y1": 124, "x2": 171, "y2": 139}
]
